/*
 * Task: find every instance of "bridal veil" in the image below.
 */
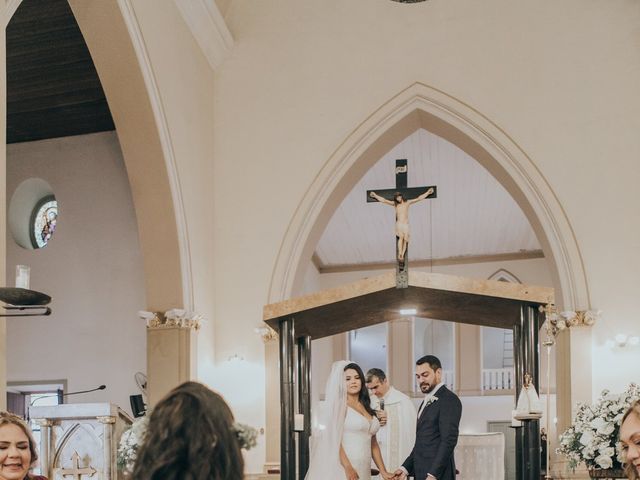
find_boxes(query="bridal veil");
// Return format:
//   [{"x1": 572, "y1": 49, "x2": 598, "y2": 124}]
[{"x1": 304, "y1": 360, "x2": 349, "y2": 480}]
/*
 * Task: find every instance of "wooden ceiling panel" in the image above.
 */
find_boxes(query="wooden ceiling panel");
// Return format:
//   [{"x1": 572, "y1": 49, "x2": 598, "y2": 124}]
[{"x1": 6, "y1": 0, "x2": 115, "y2": 144}]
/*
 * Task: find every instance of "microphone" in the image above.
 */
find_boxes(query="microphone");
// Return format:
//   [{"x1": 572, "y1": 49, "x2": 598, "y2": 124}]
[
  {"x1": 62, "y1": 385, "x2": 106, "y2": 396},
  {"x1": 30, "y1": 385, "x2": 107, "y2": 405},
  {"x1": 379, "y1": 399, "x2": 385, "y2": 411}
]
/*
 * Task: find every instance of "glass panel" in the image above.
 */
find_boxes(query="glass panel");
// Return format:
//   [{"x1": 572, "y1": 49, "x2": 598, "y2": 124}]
[
  {"x1": 413, "y1": 317, "x2": 455, "y2": 391},
  {"x1": 348, "y1": 323, "x2": 388, "y2": 374},
  {"x1": 31, "y1": 198, "x2": 58, "y2": 248}
]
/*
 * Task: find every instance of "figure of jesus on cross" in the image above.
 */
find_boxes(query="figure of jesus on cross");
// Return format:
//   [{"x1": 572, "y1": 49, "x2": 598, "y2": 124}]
[
  {"x1": 369, "y1": 188, "x2": 434, "y2": 264},
  {"x1": 367, "y1": 159, "x2": 437, "y2": 279}
]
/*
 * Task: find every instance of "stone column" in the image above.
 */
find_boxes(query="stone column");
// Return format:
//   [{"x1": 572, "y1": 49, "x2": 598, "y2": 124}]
[
  {"x1": 35, "y1": 419, "x2": 53, "y2": 478},
  {"x1": 388, "y1": 318, "x2": 413, "y2": 394},
  {"x1": 97, "y1": 415, "x2": 116, "y2": 480},
  {"x1": 456, "y1": 323, "x2": 481, "y2": 395},
  {"x1": 146, "y1": 315, "x2": 200, "y2": 406}
]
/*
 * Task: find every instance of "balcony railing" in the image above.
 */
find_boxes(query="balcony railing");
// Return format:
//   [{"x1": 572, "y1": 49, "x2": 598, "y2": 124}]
[{"x1": 482, "y1": 368, "x2": 514, "y2": 390}]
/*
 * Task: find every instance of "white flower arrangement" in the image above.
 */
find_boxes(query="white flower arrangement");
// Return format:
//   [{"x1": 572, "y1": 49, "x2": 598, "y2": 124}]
[
  {"x1": 117, "y1": 415, "x2": 259, "y2": 474},
  {"x1": 557, "y1": 383, "x2": 639, "y2": 471},
  {"x1": 117, "y1": 415, "x2": 149, "y2": 474},
  {"x1": 233, "y1": 422, "x2": 259, "y2": 450}
]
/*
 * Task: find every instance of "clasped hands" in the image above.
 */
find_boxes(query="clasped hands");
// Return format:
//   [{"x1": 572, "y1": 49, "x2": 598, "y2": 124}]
[{"x1": 390, "y1": 471, "x2": 436, "y2": 480}]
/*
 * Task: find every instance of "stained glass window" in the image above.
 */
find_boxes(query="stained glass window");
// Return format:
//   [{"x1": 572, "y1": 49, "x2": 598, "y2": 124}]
[{"x1": 30, "y1": 195, "x2": 58, "y2": 249}]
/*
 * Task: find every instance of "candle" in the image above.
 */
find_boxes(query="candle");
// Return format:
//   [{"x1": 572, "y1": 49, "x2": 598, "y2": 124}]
[
  {"x1": 294, "y1": 413, "x2": 304, "y2": 431},
  {"x1": 15, "y1": 265, "x2": 30, "y2": 289}
]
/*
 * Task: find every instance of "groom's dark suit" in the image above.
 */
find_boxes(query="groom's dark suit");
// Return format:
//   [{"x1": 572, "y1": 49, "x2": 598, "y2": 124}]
[{"x1": 401, "y1": 385, "x2": 462, "y2": 480}]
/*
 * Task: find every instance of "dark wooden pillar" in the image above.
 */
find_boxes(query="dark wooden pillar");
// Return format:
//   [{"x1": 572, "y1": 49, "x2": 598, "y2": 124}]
[
  {"x1": 513, "y1": 320, "x2": 524, "y2": 480},
  {"x1": 279, "y1": 317, "x2": 296, "y2": 480},
  {"x1": 297, "y1": 335, "x2": 311, "y2": 480},
  {"x1": 514, "y1": 304, "x2": 541, "y2": 480}
]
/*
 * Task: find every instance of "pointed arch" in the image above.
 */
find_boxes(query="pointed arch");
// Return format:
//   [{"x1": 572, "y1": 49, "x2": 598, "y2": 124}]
[
  {"x1": 3, "y1": 0, "x2": 191, "y2": 310},
  {"x1": 269, "y1": 82, "x2": 589, "y2": 311},
  {"x1": 488, "y1": 269, "x2": 522, "y2": 284}
]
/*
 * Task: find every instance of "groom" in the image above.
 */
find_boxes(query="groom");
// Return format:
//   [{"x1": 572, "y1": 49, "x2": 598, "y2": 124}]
[{"x1": 394, "y1": 355, "x2": 462, "y2": 480}]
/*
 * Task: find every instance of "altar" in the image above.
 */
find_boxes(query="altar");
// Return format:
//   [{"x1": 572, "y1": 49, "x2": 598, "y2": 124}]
[{"x1": 29, "y1": 403, "x2": 132, "y2": 480}]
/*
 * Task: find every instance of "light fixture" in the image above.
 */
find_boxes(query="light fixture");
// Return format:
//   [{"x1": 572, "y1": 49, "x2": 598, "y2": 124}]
[
  {"x1": 0, "y1": 287, "x2": 52, "y2": 317},
  {"x1": 613, "y1": 334, "x2": 639, "y2": 348},
  {"x1": 255, "y1": 326, "x2": 278, "y2": 343},
  {"x1": 399, "y1": 308, "x2": 417, "y2": 315},
  {"x1": 227, "y1": 354, "x2": 244, "y2": 363}
]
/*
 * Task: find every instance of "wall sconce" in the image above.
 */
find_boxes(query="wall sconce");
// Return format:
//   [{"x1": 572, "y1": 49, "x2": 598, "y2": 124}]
[
  {"x1": 227, "y1": 354, "x2": 245, "y2": 363},
  {"x1": 255, "y1": 326, "x2": 278, "y2": 343},
  {"x1": 606, "y1": 334, "x2": 640, "y2": 348}
]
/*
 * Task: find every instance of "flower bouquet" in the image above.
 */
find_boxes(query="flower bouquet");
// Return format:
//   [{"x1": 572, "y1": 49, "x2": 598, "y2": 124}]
[{"x1": 557, "y1": 383, "x2": 639, "y2": 475}]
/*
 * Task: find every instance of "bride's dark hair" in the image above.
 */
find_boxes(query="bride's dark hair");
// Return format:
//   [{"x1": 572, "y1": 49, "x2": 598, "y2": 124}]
[{"x1": 344, "y1": 362, "x2": 376, "y2": 416}]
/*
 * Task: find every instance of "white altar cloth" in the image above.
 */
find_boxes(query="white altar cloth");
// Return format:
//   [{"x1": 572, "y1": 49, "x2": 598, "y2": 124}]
[{"x1": 454, "y1": 432, "x2": 505, "y2": 480}]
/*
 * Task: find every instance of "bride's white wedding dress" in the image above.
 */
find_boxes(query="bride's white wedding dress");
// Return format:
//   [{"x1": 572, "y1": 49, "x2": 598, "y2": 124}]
[
  {"x1": 342, "y1": 407, "x2": 381, "y2": 480},
  {"x1": 305, "y1": 361, "x2": 382, "y2": 480}
]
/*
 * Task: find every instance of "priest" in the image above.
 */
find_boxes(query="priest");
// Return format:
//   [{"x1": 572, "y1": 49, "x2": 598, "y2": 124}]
[{"x1": 366, "y1": 368, "x2": 417, "y2": 470}]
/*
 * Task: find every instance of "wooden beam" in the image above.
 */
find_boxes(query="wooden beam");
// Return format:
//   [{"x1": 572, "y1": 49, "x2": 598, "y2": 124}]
[{"x1": 314, "y1": 250, "x2": 545, "y2": 274}]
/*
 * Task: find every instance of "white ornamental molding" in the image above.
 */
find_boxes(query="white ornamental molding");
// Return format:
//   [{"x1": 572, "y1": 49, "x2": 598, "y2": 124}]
[{"x1": 174, "y1": 0, "x2": 234, "y2": 70}]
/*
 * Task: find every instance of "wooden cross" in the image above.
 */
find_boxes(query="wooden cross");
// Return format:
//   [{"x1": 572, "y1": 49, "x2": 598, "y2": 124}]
[
  {"x1": 367, "y1": 159, "x2": 437, "y2": 288},
  {"x1": 60, "y1": 451, "x2": 96, "y2": 480}
]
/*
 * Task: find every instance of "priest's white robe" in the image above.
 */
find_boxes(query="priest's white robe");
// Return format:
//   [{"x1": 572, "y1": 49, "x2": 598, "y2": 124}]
[{"x1": 370, "y1": 387, "x2": 417, "y2": 470}]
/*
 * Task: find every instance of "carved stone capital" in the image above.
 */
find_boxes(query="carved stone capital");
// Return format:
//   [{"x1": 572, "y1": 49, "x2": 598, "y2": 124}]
[
  {"x1": 145, "y1": 310, "x2": 203, "y2": 331},
  {"x1": 96, "y1": 415, "x2": 116, "y2": 424},
  {"x1": 33, "y1": 418, "x2": 53, "y2": 427}
]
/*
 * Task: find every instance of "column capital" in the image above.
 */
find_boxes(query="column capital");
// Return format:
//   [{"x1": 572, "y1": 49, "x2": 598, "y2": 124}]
[{"x1": 96, "y1": 415, "x2": 116, "y2": 425}]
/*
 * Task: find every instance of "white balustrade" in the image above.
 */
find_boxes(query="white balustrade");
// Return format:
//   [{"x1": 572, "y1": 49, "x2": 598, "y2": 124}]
[{"x1": 482, "y1": 368, "x2": 514, "y2": 390}]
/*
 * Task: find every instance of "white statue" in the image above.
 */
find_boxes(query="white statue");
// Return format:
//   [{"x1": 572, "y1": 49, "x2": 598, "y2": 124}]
[{"x1": 513, "y1": 373, "x2": 543, "y2": 421}]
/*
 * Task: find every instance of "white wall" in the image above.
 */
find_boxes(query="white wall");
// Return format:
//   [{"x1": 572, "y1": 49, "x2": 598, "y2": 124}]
[{"x1": 5, "y1": 132, "x2": 146, "y2": 415}]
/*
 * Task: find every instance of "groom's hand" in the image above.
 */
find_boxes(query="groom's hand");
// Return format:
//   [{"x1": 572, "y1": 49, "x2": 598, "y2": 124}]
[{"x1": 393, "y1": 468, "x2": 407, "y2": 480}]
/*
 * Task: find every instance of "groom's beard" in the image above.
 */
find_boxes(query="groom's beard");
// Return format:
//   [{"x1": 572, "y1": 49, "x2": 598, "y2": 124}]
[{"x1": 419, "y1": 382, "x2": 436, "y2": 394}]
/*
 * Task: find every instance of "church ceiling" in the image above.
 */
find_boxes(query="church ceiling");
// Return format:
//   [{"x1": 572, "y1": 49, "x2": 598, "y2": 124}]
[
  {"x1": 315, "y1": 129, "x2": 542, "y2": 271},
  {"x1": 6, "y1": 0, "x2": 115, "y2": 144}
]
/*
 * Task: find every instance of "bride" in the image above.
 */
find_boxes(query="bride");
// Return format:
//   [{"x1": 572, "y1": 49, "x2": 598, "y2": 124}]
[{"x1": 305, "y1": 360, "x2": 393, "y2": 480}]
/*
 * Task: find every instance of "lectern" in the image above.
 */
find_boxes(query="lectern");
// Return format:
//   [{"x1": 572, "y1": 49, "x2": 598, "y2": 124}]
[{"x1": 30, "y1": 403, "x2": 132, "y2": 480}]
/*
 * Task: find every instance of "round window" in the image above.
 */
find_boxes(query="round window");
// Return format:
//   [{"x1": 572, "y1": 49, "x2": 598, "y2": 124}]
[
  {"x1": 30, "y1": 195, "x2": 58, "y2": 248},
  {"x1": 9, "y1": 178, "x2": 59, "y2": 250}
]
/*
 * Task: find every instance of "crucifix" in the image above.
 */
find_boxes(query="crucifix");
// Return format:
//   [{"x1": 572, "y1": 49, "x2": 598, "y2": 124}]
[
  {"x1": 367, "y1": 159, "x2": 437, "y2": 288},
  {"x1": 60, "y1": 451, "x2": 97, "y2": 480}
]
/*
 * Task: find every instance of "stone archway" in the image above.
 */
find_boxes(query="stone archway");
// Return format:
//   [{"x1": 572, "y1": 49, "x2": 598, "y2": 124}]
[
  {"x1": 2, "y1": 0, "x2": 190, "y2": 312},
  {"x1": 67, "y1": 0, "x2": 189, "y2": 311}
]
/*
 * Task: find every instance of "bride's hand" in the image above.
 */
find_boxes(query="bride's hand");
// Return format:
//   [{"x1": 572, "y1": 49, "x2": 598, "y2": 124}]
[
  {"x1": 380, "y1": 471, "x2": 395, "y2": 480},
  {"x1": 344, "y1": 465, "x2": 359, "y2": 480}
]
